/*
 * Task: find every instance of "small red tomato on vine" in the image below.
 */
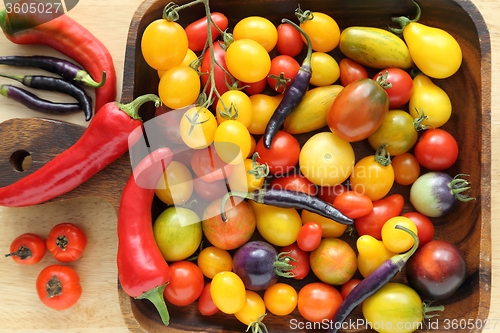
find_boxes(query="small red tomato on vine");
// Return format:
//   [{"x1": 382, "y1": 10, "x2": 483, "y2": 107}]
[
  {"x1": 46, "y1": 223, "x2": 87, "y2": 262},
  {"x1": 5, "y1": 233, "x2": 46, "y2": 265},
  {"x1": 267, "y1": 55, "x2": 300, "y2": 93}
]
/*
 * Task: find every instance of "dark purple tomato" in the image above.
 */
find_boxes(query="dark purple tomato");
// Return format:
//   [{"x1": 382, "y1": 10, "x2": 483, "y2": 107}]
[
  {"x1": 406, "y1": 240, "x2": 467, "y2": 300},
  {"x1": 232, "y1": 241, "x2": 293, "y2": 291}
]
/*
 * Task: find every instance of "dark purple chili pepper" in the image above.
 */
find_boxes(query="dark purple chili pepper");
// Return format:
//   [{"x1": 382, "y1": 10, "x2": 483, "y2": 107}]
[
  {"x1": 262, "y1": 18, "x2": 312, "y2": 149},
  {"x1": 0, "y1": 84, "x2": 81, "y2": 114},
  {"x1": 0, "y1": 55, "x2": 105, "y2": 88},
  {"x1": 328, "y1": 226, "x2": 423, "y2": 333},
  {"x1": 0, "y1": 73, "x2": 93, "y2": 121},
  {"x1": 220, "y1": 188, "x2": 353, "y2": 225}
]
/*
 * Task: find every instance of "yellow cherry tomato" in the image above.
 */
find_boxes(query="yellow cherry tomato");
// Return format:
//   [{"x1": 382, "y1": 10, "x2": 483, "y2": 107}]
[
  {"x1": 214, "y1": 120, "x2": 252, "y2": 165},
  {"x1": 227, "y1": 153, "x2": 269, "y2": 192},
  {"x1": 210, "y1": 271, "x2": 246, "y2": 314},
  {"x1": 216, "y1": 90, "x2": 253, "y2": 128},
  {"x1": 197, "y1": 246, "x2": 233, "y2": 279},
  {"x1": 158, "y1": 65, "x2": 200, "y2": 109},
  {"x1": 234, "y1": 290, "x2": 267, "y2": 326},
  {"x1": 226, "y1": 39, "x2": 271, "y2": 83},
  {"x1": 155, "y1": 160, "x2": 193, "y2": 205},
  {"x1": 300, "y1": 12, "x2": 340, "y2": 52},
  {"x1": 233, "y1": 16, "x2": 278, "y2": 52},
  {"x1": 264, "y1": 283, "x2": 298, "y2": 316},
  {"x1": 179, "y1": 106, "x2": 218, "y2": 149},
  {"x1": 248, "y1": 94, "x2": 282, "y2": 135},
  {"x1": 356, "y1": 234, "x2": 396, "y2": 277},
  {"x1": 381, "y1": 216, "x2": 418, "y2": 253},
  {"x1": 309, "y1": 52, "x2": 340, "y2": 86}
]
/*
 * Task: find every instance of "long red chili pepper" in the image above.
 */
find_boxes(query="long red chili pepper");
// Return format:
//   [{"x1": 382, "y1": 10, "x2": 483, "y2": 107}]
[
  {"x1": 117, "y1": 146, "x2": 174, "y2": 326},
  {"x1": 0, "y1": 94, "x2": 161, "y2": 207},
  {"x1": 0, "y1": 0, "x2": 116, "y2": 111}
]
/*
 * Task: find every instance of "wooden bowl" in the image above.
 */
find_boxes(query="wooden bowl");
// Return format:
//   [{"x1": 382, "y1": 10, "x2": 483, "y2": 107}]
[{"x1": 119, "y1": 0, "x2": 492, "y2": 332}]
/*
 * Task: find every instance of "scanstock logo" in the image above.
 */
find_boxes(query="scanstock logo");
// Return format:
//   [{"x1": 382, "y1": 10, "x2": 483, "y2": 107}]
[{"x1": 3, "y1": 0, "x2": 79, "y2": 33}]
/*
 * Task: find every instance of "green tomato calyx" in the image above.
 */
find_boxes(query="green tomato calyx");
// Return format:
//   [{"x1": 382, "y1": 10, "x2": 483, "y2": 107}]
[
  {"x1": 389, "y1": 0, "x2": 422, "y2": 36},
  {"x1": 449, "y1": 174, "x2": 476, "y2": 202}
]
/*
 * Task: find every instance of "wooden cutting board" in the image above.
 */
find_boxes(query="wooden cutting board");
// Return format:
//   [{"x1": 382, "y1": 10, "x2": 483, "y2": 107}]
[{"x1": 0, "y1": 118, "x2": 131, "y2": 332}]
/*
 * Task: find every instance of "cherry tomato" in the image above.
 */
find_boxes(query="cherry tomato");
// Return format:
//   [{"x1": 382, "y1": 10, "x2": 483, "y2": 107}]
[
  {"x1": 280, "y1": 243, "x2": 310, "y2": 280},
  {"x1": 301, "y1": 210, "x2": 348, "y2": 238},
  {"x1": 185, "y1": 12, "x2": 228, "y2": 52},
  {"x1": 179, "y1": 106, "x2": 218, "y2": 149},
  {"x1": 46, "y1": 223, "x2": 87, "y2": 262},
  {"x1": 267, "y1": 55, "x2": 300, "y2": 93},
  {"x1": 414, "y1": 128, "x2": 458, "y2": 171},
  {"x1": 373, "y1": 68, "x2": 413, "y2": 109},
  {"x1": 299, "y1": 12, "x2": 340, "y2": 52},
  {"x1": 158, "y1": 65, "x2": 200, "y2": 109},
  {"x1": 155, "y1": 160, "x2": 194, "y2": 205},
  {"x1": 309, "y1": 52, "x2": 340, "y2": 86},
  {"x1": 243, "y1": 78, "x2": 267, "y2": 96},
  {"x1": 270, "y1": 173, "x2": 317, "y2": 195},
  {"x1": 276, "y1": 23, "x2": 304, "y2": 57},
  {"x1": 299, "y1": 132, "x2": 355, "y2": 186},
  {"x1": 310, "y1": 238, "x2": 357, "y2": 285},
  {"x1": 216, "y1": 90, "x2": 253, "y2": 128},
  {"x1": 403, "y1": 211, "x2": 435, "y2": 248},
  {"x1": 234, "y1": 290, "x2": 266, "y2": 326},
  {"x1": 226, "y1": 39, "x2": 271, "y2": 83},
  {"x1": 36, "y1": 264, "x2": 82, "y2": 310},
  {"x1": 367, "y1": 109, "x2": 420, "y2": 156},
  {"x1": 227, "y1": 153, "x2": 269, "y2": 192},
  {"x1": 6, "y1": 233, "x2": 46, "y2": 265},
  {"x1": 297, "y1": 282, "x2": 343, "y2": 322},
  {"x1": 339, "y1": 58, "x2": 368, "y2": 87},
  {"x1": 354, "y1": 193, "x2": 405, "y2": 240},
  {"x1": 210, "y1": 271, "x2": 246, "y2": 314},
  {"x1": 255, "y1": 130, "x2": 300, "y2": 176},
  {"x1": 233, "y1": 16, "x2": 278, "y2": 52},
  {"x1": 190, "y1": 145, "x2": 233, "y2": 182},
  {"x1": 198, "y1": 282, "x2": 219, "y2": 316},
  {"x1": 333, "y1": 191, "x2": 373, "y2": 219},
  {"x1": 251, "y1": 201, "x2": 302, "y2": 247},
  {"x1": 214, "y1": 119, "x2": 253, "y2": 165},
  {"x1": 340, "y1": 278, "x2": 362, "y2": 299},
  {"x1": 264, "y1": 282, "x2": 298, "y2": 316},
  {"x1": 141, "y1": 19, "x2": 188, "y2": 70},
  {"x1": 350, "y1": 147, "x2": 395, "y2": 201},
  {"x1": 197, "y1": 246, "x2": 233, "y2": 279},
  {"x1": 381, "y1": 216, "x2": 418, "y2": 253},
  {"x1": 164, "y1": 261, "x2": 204, "y2": 306},
  {"x1": 316, "y1": 183, "x2": 349, "y2": 203},
  {"x1": 193, "y1": 177, "x2": 228, "y2": 202},
  {"x1": 392, "y1": 152, "x2": 421, "y2": 185},
  {"x1": 200, "y1": 42, "x2": 230, "y2": 105},
  {"x1": 247, "y1": 94, "x2": 282, "y2": 135},
  {"x1": 296, "y1": 222, "x2": 322, "y2": 252}
]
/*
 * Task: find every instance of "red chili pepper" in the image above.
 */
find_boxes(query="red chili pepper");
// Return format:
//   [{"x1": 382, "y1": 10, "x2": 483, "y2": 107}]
[
  {"x1": 117, "y1": 146, "x2": 174, "y2": 326},
  {"x1": 0, "y1": 94, "x2": 161, "y2": 207},
  {"x1": 0, "y1": 0, "x2": 116, "y2": 111}
]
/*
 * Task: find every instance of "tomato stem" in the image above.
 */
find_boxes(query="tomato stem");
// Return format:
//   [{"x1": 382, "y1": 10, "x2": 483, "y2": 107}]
[
  {"x1": 247, "y1": 152, "x2": 269, "y2": 180},
  {"x1": 412, "y1": 107, "x2": 429, "y2": 131},
  {"x1": 422, "y1": 300, "x2": 445, "y2": 319},
  {"x1": 246, "y1": 313, "x2": 269, "y2": 333},
  {"x1": 274, "y1": 251, "x2": 297, "y2": 278},
  {"x1": 5, "y1": 245, "x2": 32, "y2": 259},
  {"x1": 46, "y1": 275, "x2": 63, "y2": 298},
  {"x1": 163, "y1": 0, "x2": 205, "y2": 21},
  {"x1": 135, "y1": 283, "x2": 170, "y2": 326},
  {"x1": 374, "y1": 144, "x2": 392, "y2": 167},
  {"x1": 449, "y1": 174, "x2": 475, "y2": 202},
  {"x1": 389, "y1": 0, "x2": 422, "y2": 36}
]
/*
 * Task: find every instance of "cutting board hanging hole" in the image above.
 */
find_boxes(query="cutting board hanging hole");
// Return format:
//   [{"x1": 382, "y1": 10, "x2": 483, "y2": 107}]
[{"x1": 9, "y1": 149, "x2": 32, "y2": 172}]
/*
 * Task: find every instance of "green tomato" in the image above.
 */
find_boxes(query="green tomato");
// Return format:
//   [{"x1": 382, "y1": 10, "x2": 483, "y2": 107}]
[
  {"x1": 153, "y1": 206, "x2": 202, "y2": 262},
  {"x1": 362, "y1": 282, "x2": 425, "y2": 333}
]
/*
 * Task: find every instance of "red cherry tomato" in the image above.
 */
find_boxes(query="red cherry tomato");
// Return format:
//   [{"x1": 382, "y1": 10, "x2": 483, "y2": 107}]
[
  {"x1": 297, "y1": 282, "x2": 343, "y2": 322},
  {"x1": 164, "y1": 261, "x2": 205, "y2": 306},
  {"x1": 46, "y1": 223, "x2": 87, "y2": 262},
  {"x1": 340, "y1": 278, "x2": 362, "y2": 299},
  {"x1": 276, "y1": 23, "x2": 304, "y2": 57},
  {"x1": 297, "y1": 222, "x2": 322, "y2": 252},
  {"x1": 280, "y1": 243, "x2": 310, "y2": 280},
  {"x1": 36, "y1": 264, "x2": 82, "y2": 310},
  {"x1": 185, "y1": 12, "x2": 228, "y2": 52},
  {"x1": 333, "y1": 191, "x2": 373, "y2": 219},
  {"x1": 243, "y1": 78, "x2": 267, "y2": 96},
  {"x1": 354, "y1": 194, "x2": 405, "y2": 240},
  {"x1": 255, "y1": 131, "x2": 300, "y2": 176},
  {"x1": 414, "y1": 128, "x2": 459, "y2": 171},
  {"x1": 339, "y1": 58, "x2": 368, "y2": 87},
  {"x1": 270, "y1": 173, "x2": 317, "y2": 196},
  {"x1": 317, "y1": 184, "x2": 349, "y2": 204},
  {"x1": 403, "y1": 211, "x2": 435, "y2": 248},
  {"x1": 373, "y1": 68, "x2": 414, "y2": 109},
  {"x1": 198, "y1": 282, "x2": 219, "y2": 316},
  {"x1": 6, "y1": 233, "x2": 46, "y2": 265},
  {"x1": 191, "y1": 145, "x2": 233, "y2": 182},
  {"x1": 267, "y1": 55, "x2": 300, "y2": 93}
]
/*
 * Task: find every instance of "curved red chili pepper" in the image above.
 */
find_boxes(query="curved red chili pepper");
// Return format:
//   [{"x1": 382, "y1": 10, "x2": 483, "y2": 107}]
[
  {"x1": 0, "y1": 94, "x2": 161, "y2": 207},
  {"x1": 117, "y1": 146, "x2": 174, "y2": 326},
  {"x1": 0, "y1": 0, "x2": 116, "y2": 111}
]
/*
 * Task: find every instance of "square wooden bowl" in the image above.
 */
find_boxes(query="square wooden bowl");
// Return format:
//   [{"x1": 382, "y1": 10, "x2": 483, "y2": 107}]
[{"x1": 119, "y1": 0, "x2": 491, "y2": 332}]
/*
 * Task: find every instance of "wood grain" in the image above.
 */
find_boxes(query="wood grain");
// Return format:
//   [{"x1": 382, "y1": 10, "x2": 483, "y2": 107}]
[{"x1": 0, "y1": 0, "x2": 498, "y2": 332}]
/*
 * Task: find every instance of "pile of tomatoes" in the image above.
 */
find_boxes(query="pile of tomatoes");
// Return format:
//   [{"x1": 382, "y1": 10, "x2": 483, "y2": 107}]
[
  {"x1": 138, "y1": 2, "x2": 470, "y2": 332},
  {"x1": 6, "y1": 222, "x2": 87, "y2": 310}
]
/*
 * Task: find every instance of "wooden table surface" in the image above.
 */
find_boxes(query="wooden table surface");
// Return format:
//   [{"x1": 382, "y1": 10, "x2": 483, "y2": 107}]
[{"x1": 0, "y1": 0, "x2": 498, "y2": 332}]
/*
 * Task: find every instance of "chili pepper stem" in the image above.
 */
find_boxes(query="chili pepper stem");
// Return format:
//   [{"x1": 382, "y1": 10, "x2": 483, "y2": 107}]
[
  {"x1": 0, "y1": 73, "x2": 25, "y2": 83},
  {"x1": 282, "y1": 18, "x2": 312, "y2": 66},
  {"x1": 220, "y1": 191, "x2": 252, "y2": 222},
  {"x1": 76, "y1": 70, "x2": 106, "y2": 88},
  {"x1": 394, "y1": 225, "x2": 419, "y2": 262},
  {"x1": 116, "y1": 94, "x2": 161, "y2": 120},
  {"x1": 135, "y1": 283, "x2": 170, "y2": 326}
]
